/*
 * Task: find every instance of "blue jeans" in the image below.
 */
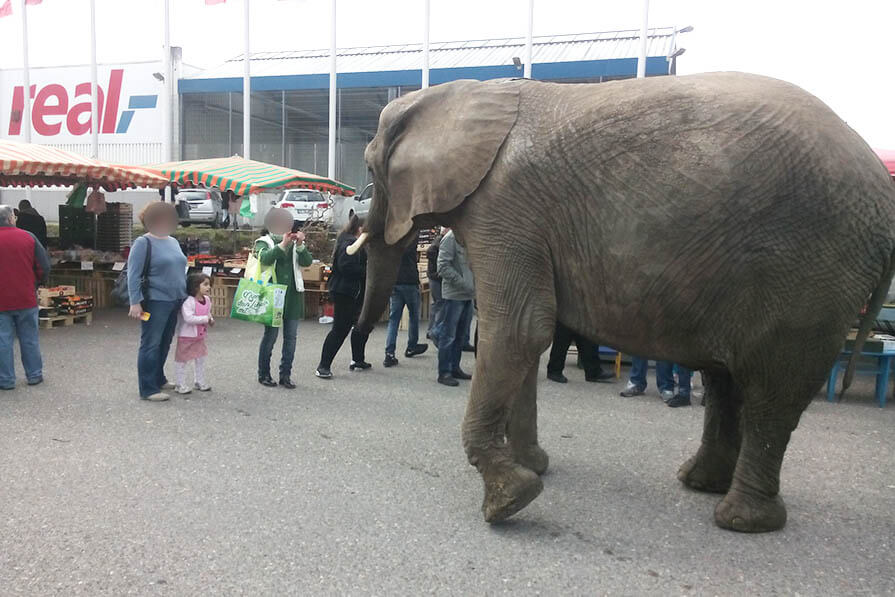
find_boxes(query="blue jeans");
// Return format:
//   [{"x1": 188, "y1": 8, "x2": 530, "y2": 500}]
[
  {"x1": 437, "y1": 299, "x2": 473, "y2": 376},
  {"x1": 138, "y1": 300, "x2": 180, "y2": 398},
  {"x1": 259, "y1": 318, "x2": 300, "y2": 379},
  {"x1": 427, "y1": 278, "x2": 444, "y2": 338},
  {"x1": 629, "y1": 357, "x2": 692, "y2": 396},
  {"x1": 385, "y1": 284, "x2": 421, "y2": 356},
  {"x1": 0, "y1": 307, "x2": 42, "y2": 388}
]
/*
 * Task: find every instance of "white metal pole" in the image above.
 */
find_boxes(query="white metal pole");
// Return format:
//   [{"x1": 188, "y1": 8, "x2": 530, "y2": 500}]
[
  {"x1": 243, "y1": 0, "x2": 251, "y2": 160},
  {"x1": 523, "y1": 0, "x2": 533, "y2": 79},
  {"x1": 422, "y1": 0, "x2": 430, "y2": 89},
  {"x1": 19, "y1": 0, "x2": 31, "y2": 144},
  {"x1": 637, "y1": 0, "x2": 649, "y2": 78},
  {"x1": 328, "y1": 0, "x2": 336, "y2": 179},
  {"x1": 162, "y1": 0, "x2": 171, "y2": 163},
  {"x1": 89, "y1": 0, "x2": 99, "y2": 158}
]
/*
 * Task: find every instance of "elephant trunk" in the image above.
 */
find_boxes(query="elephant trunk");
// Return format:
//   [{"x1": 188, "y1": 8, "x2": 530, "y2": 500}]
[{"x1": 356, "y1": 236, "x2": 404, "y2": 335}]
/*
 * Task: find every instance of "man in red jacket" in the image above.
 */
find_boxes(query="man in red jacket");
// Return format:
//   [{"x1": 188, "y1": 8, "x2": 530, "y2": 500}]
[{"x1": 0, "y1": 205, "x2": 50, "y2": 390}]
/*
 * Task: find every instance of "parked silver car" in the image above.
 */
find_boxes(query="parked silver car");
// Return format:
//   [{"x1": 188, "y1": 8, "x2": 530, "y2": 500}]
[
  {"x1": 349, "y1": 183, "x2": 372, "y2": 221},
  {"x1": 274, "y1": 189, "x2": 333, "y2": 226},
  {"x1": 176, "y1": 188, "x2": 224, "y2": 228}
]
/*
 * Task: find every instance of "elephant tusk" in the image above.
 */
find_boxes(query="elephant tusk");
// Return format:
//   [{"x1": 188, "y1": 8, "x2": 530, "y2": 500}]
[{"x1": 346, "y1": 232, "x2": 369, "y2": 255}]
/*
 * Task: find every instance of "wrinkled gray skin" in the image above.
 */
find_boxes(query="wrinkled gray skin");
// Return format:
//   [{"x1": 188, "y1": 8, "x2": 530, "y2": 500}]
[{"x1": 355, "y1": 73, "x2": 895, "y2": 532}]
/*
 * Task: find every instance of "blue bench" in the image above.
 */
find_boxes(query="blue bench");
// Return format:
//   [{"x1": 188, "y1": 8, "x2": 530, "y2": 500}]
[{"x1": 826, "y1": 346, "x2": 895, "y2": 408}]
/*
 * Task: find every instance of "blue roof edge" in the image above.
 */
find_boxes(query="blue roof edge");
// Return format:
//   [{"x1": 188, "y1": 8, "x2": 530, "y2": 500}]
[{"x1": 178, "y1": 56, "x2": 670, "y2": 94}]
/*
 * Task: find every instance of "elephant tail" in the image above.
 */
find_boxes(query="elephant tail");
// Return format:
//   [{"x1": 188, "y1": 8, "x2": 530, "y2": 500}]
[{"x1": 840, "y1": 249, "x2": 895, "y2": 399}]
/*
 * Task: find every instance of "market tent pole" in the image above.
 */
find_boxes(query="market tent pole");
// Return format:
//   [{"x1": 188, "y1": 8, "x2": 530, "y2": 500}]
[
  {"x1": 88, "y1": 0, "x2": 99, "y2": 158},
  {"x1": 327, "y1": 0, "x2": 336, "y2": 179},
  {"x1": 523, "y1": 0, "x2": 533, "y2": 79},
  {"x1": 421, "y1": 0, "x2": 430, "y2": 89},
  {"x1": 637, "y1": 0, "x2": 649, "y2": 78},
  {"x1": 18, "y1": 0, "x2": 31, "y2": 144},
  {"x1": 19, "y1": 0, "x2": 32, "y2": 204},
  {"x1": 243, "y1": 0, "x2": 251, "y2": 160}
]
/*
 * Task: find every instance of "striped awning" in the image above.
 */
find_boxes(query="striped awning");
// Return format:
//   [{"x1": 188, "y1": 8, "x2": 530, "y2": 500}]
[
  {"x1": 0, "y1": 140, "x2": 168, "y2": 190},
  {"x1": 152, "y1": 156, "x2": 355, "y2": 196}
]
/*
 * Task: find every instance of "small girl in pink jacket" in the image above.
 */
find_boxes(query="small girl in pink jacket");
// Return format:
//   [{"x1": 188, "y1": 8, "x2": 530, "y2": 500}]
[{"x1": 174, "y1": 273, "x2": 215, "y2": 394}]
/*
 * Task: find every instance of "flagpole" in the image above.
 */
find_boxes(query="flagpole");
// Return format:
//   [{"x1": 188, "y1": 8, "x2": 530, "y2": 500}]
[
  {"x1": 19, "y1": 0, "x2": 31, "y2": 144},
  {"x1": 421, "y1": 0, "x2": 430, "y2": 89},
  {"x1": 327, "y1": 0, "x2": 336, "y2": 179},
  {"x1": 243, "y1": 0, "x2": 250, "y2": 160},
  {"x1": 89, "y1": 0, "x2": 99, "y2": 158},
  {"x1": 523, "y1": 0, "x2": 533, "y2": 79},
  {"x1": 637, "y1": 0, "x2": 649, "y2": 78}
]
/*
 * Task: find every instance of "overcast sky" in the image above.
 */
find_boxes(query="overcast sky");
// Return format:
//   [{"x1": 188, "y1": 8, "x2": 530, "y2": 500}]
[{"x1": 0, "y1": 0, "x2": 892, "y2": 148}]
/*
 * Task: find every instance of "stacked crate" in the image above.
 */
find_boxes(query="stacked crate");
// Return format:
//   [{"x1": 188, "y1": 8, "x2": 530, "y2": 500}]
[
  {"x1": 209, "y1": 277, "x2": 238, "y2": 318},
  {"x1": 96, "y1": 203, "x2": 133, "y2": 252},
  {"x1": 58, "y1": 205, "x2": 96, "y2": 249}
]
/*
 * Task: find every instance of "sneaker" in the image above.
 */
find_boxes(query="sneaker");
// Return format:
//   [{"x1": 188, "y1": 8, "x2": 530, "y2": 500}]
[
  {"x1": 620, "y1": 384, "x2": 645, "y2": 397},
  {"x1": 0, "y1": 385, "x2": 14, "y2": 391},
  {"x1": 667, "y1": 394, "x2": 692, "y2": 408},
  {"x1": 315, "y1": 367, "x2": 333, "y2": 379},
  {"x1": 161, "y1": 382, "x2": 176, "y2": 391},
  {"x1": 279, "y1": 378, "x2": 296, "y2": 390},
  {"x1": 195, "y1": 383, "x2": 212, "y2": 392},
  {"x1": 175, "y1": 385, "x2": 192, "y2": 395},
  {"x1": 437, "y1": 375, "x2": 459, "y2": 387},
  {"x1": 144, "y1": 392, "x2": 170, "y2": 402},
  {"x1": 547, "y1": 372, "x2": 568, "y2": 384},
  {"x1": 350, "y1": 361, "x2": 372, "y2": 371},
  {"x1": 258, "y1": 375, "x2": 277, "y2": 387},
  {"x1": 27, "y1": 376, "x2": 44, "y2": 386},
  {"x1": 383, "y1": 354, "x2": 399, "y2": 368},
  {"x1": 660, "y1": 390, "x2": 675, "y2": 403},
  {"x1": 405, "y1": 344, "x2": 429, "y2": 358}
]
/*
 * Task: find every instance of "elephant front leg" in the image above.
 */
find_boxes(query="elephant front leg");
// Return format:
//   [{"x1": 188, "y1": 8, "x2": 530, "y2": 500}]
[
  {"x1": 678, "y1": 370, "x2": 743, "y2": 493},
  {"x1": 462, "y1": 335, "x2": 546, "y2": 523},
  {"x1": 507, "y1": 362, "x2": 549, "y2": 475}
]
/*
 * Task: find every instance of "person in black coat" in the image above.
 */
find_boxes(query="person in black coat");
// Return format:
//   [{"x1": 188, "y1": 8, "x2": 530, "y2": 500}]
[
  {"x1": 316, "y1": 214, "x2": 370, "y2": 378},
  {"x1": 15, "y1": 200, "x2": 47, "y2": 248}
]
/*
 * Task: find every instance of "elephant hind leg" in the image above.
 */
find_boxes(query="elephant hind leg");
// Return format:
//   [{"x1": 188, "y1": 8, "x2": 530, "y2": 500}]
[
  {"x1": 678, "y1": 369, "x2": 743, "y2": 494},
  {"x1": 713, "y1": 340, "x2": 835, "y2": 533}
]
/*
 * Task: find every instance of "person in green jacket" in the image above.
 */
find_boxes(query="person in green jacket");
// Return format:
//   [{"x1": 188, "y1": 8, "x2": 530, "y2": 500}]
[{"x1": 256, "y1": 208, "x2": 313, "y2": 389}]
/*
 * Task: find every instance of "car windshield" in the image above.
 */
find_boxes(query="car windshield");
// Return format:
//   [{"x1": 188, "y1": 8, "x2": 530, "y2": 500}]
[
  {"x1": 283, "y1": 190, "x2": 324, "y2": 203},
  {"x1": 177, "y1": 191, "x2": 211, "y2": 201}
]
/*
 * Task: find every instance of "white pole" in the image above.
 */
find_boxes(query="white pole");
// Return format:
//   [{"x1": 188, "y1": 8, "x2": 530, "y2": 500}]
[
  {"x1": 89, "y1": 0, "x2": 99, "y2": 158},
  {"x1": 637, "y1": 0, "x2": 649, "y2": 78},
  {"x1": 328, "y1": 0, "x2": 336, "y2": 179},
  {"x1": 19, "y1": 0, "x2": 31, "y2": 144},
  {"x1": 421, "y1": 0, "x2": 430, "y2": 89},
  {"x1": 523, "y1": 0, "x2": 533, "y2": 79},
  {"x1": 162, "y1": 0, "x2": 171, "y2": 163},
  {"x1": 243, "y1": 0, "x2": 251, "y2": 160}
]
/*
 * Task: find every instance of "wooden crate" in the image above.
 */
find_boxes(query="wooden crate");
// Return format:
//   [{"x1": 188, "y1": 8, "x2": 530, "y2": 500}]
[{"x1": 47, "y1": 272, "x2": 115, "y2": 309}]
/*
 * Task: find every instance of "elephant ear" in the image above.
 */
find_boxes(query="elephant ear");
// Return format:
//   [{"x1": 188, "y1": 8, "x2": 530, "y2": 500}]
[{"x1": 374, "y1": 79, "x2": 521, "y2": 245}]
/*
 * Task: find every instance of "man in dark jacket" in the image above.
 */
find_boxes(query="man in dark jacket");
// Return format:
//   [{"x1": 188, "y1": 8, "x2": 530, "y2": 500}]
[
  {"x1": 383, "y1": 237, "x2": 428, "y2": 367},
  {"x1": 0, "y1": 205, "x2": 50, "y2": 389},
  {"x1": 546, "y1": 322, "x2": 613, "y2": 383},
  {"x1": 15, "y1": 200, "x2": 47, "y2": 248}
]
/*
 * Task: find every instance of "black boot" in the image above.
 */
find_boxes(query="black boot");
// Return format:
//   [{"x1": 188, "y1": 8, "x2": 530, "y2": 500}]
[{"x1": 279, "y1": 377, "x2": 296, "y2": 389}]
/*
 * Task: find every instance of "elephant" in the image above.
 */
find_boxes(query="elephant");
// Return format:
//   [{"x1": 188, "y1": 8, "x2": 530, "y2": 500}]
[{"x1": 350, "y1": 72, "x2": 895, "y2": 532}]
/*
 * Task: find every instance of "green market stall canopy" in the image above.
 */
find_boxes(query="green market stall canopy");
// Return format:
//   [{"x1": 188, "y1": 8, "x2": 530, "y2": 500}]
[{"x1": 152, "y1": 155, "x2": 355, "y2": 196}]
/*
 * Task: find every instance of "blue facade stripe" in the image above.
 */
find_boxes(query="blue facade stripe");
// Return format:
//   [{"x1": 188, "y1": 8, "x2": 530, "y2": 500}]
[
  {"x1": 128, "y1": 95, "x2": 158, "y2": 109},
  {"x1": 178, "y1": 56, "x2": 669, "y2": 94},
  {"x1": 116, "y1": 111, "x2": 135, "y2": 134}
]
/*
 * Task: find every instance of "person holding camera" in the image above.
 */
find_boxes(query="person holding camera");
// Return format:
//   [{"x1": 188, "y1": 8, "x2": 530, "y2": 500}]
[{"x1": 256, "y1": 208, "x2": 314, "y2": 389}]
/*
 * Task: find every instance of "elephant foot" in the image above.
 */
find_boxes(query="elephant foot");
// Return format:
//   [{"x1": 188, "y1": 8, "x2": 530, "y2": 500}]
[
  {"x1": 714, "y1": 490, "x2": 787, "y2": 533},
  {"x1": 481, "y1": 462, "x2": 544, "y2": 524},
  {"x1": 512, "y1": 444, "x2": 549, "y2": 476},
  {"x1": 677, "y1": 449, "x2": 735, "y2": 494}
]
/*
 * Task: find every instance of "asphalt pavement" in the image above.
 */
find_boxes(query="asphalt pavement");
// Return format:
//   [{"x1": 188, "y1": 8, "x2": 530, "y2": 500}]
[{"x1": 0, "y1": 310, "x2": 892, "y2": 595}]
